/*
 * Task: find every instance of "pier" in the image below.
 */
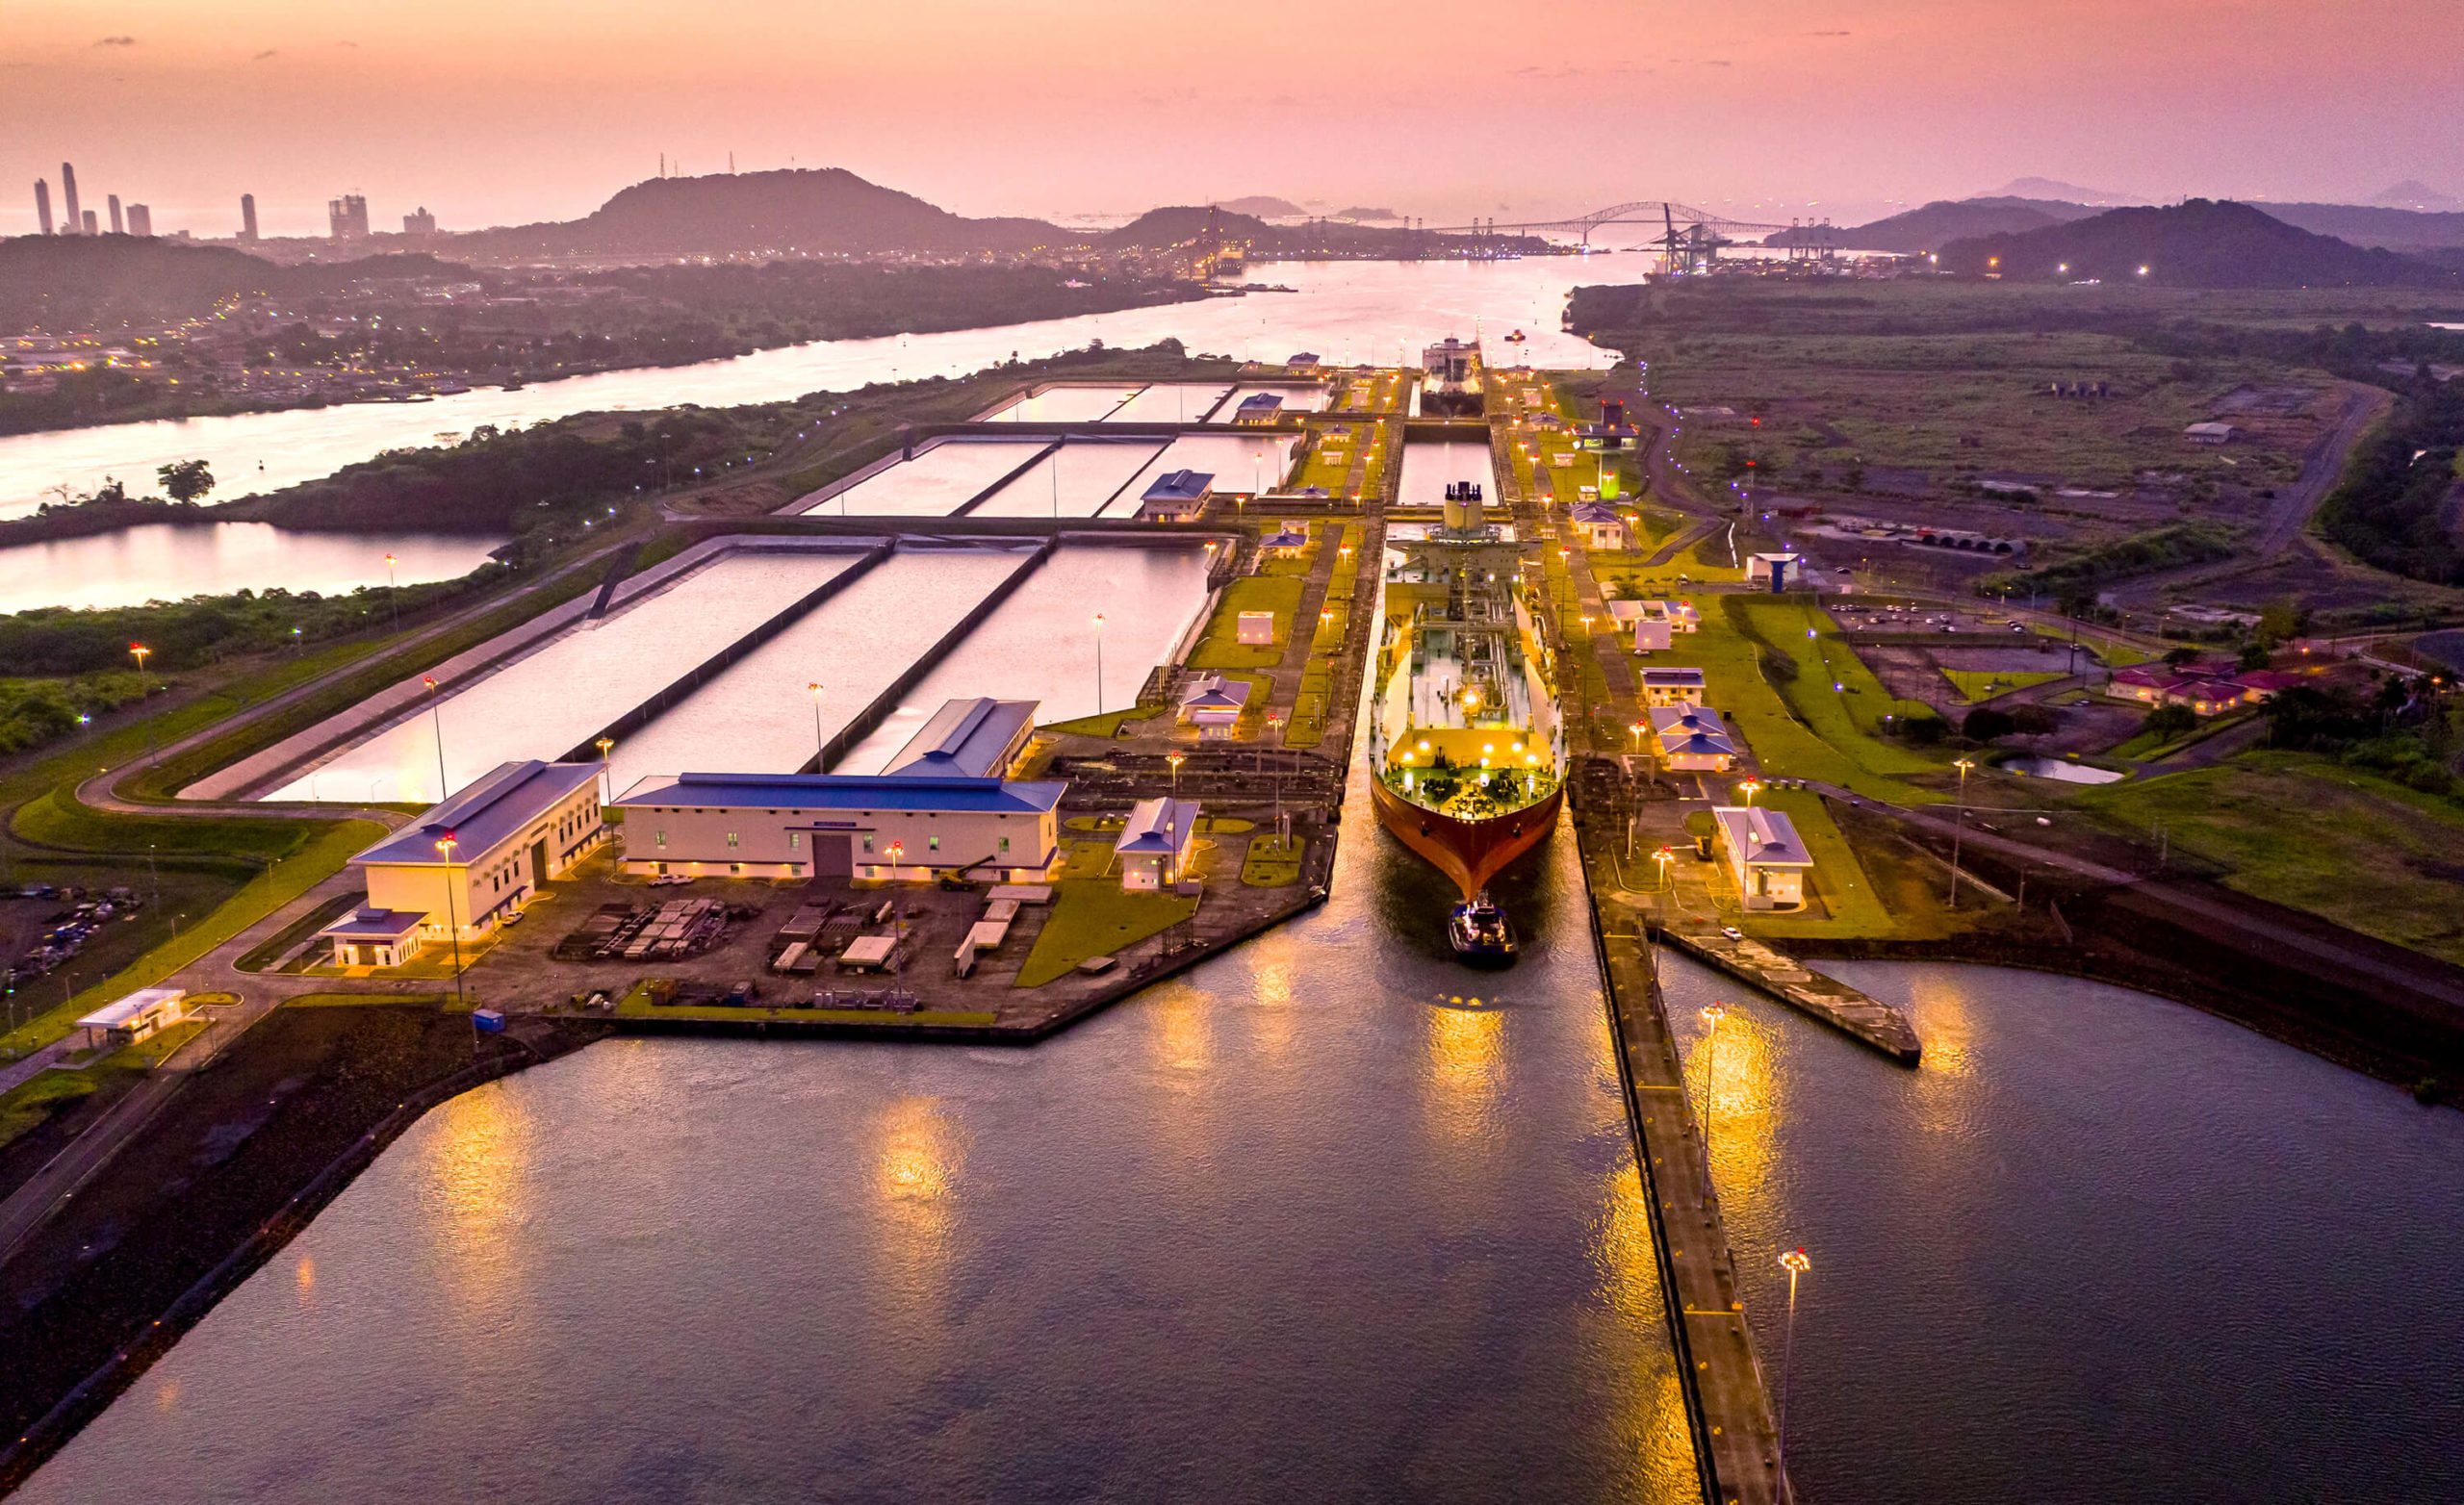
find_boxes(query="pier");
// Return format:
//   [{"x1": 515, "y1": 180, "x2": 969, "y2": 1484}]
[{"x1": 1657, "y1": 922, "x2": 1923, "y2": 1063}]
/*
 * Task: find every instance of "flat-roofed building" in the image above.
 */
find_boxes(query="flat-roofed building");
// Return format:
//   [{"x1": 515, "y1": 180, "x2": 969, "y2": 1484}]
[
  {"x1": 1116, "y1": 797, "x2": 1200, "y2": 890},
  {"x1": 1649, "y1": 704, "x2": 1737, "y2": 772},
  {"x1": 611, "y1": 771, "x2": 1065, "y2": 882},
  {"x1": 1710, "y1": 804, "x2": 1812, "y2": 911},
  {"x1": 1641, "y1": 667, "x2": 1707, "y2": 707},
  {"x1": 320, "y1": 906, "x2": 426, "y2": 968},
  {"x1": 349, "y1": 760, "x2": 606, "y2": 942},
  {"x1": 1746, "y1": 552, "x2": 1803, "y2": 591},
  {"x1": 885, "y1": 697, "x2": 1038, "y2": 780},
  {"x1": 75, "y1": 986, "x2": 187, "y2": 1050}
]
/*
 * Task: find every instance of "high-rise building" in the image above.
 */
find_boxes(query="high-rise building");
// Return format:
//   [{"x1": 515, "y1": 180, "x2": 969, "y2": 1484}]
[
  {"x1": 126, "y1": 203, "x2": 152, "y2": 238},
  {"x1": 108, "y1": 194, "x2": 124, "y2": 235},
  {"x1": 33, "y1": 179, "x2": 52, "y2": 236},
  {"x1": 82, "y1": 209, "x2": 98, "y2": 236},
  {"x1": 327, "y1": 193, "x2": 370, "y2": 241},
  {"x1": 240, "y1": 192, "x2": 259, "y2": 241},
  {"x1": 402, "y1": 206, "x2": 437, "y2": 236},
  {"x1": 61, "y1": 162, "x2": 81, "y2": 235}
]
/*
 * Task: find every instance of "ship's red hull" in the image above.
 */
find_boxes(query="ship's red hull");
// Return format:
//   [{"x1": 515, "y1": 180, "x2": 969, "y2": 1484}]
[{"x1": 1370, "y1": 777, "x2": 1562, "y2": 900}]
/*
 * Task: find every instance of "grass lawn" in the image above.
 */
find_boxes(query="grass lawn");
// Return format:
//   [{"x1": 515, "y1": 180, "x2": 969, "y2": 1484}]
[
  {"x1": 1187, "y1": 575, "x2": 1305, "y2": 671},
  {"x1": 1734, "y1": 789, "x2": 1898, "y2": 939},
  {"x1": 2066, "y1": 751, "x2": 2464, "y2": 964},
  {"x1": 1041, "y1": 703, "x2": 1166, "y2": 737},
  {"x1": 285, "y1": 992, "x2": 451, "y2": 1008},
  {"x1": 1684, "y1": 599, "x2": 1942, "y2": 802},
  {"x1": 1241, "y1": 833, "x2": 1303, "y2": 886},
  {"x1": 1942, "y1": 669, "x2": 2070, "y2": 702},
  {"x1": 0, "y1": 819, "x2": 384, "y2": 1059},
  {"x1": 0, "y1": 1017, "x2": 209, "y2": 1149},
  {"x1": 1014, "y1": 880, "x2": 1198, "y2": 987}
]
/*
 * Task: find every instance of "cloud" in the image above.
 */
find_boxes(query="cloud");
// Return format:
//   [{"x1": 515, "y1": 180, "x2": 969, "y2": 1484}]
[
  {"x1": 94, "y1": 35, "x2": 136, "y2": 47},
  {"x1": 1706, "y1": 59, "x2": 1732, "y2": 65},
  {"x1": 1810, "y1": 30, "x2": 1850, "y2": 37},
  {"x1": 333, "y1": 39, "x2": 358, "y2": 48},
  {"x1": 253, "y1": 48, "x2": 279, "y2": 61}
]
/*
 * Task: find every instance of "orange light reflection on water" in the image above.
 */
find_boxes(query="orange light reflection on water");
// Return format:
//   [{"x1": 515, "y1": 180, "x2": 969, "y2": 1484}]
[{"x1": 1424, "y1": 999, "x2": 1506, "y2": 1142}]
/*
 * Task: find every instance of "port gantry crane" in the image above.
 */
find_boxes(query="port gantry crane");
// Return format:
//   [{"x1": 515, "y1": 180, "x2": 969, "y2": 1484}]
[{"x1": 1426, "y1": 202, "x2": 1835, "y2": 271}]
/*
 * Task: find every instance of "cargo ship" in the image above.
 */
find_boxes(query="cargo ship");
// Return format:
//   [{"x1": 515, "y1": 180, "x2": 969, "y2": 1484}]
[{"x1": 1367, "y1": 493, "x2": 1566, "y2": 953}]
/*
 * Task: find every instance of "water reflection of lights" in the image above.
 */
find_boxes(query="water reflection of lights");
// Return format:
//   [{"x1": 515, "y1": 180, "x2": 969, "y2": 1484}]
[
  {"x1": 1251, "y1": 958, "x2": 1296, "y2": 1058},
  {"x1": 1425, "y1": 997, "x2": 1506, "y2": 1139},
  {"x1": 877, "y1": 1097, "x2": 958, "y2": 1205},
  {"x1": 1153, "y1": 984, "x2": 1214, "y2": 1075},
  {"x1": 1687, "y1": 1012, "x2": 1780, "y2": 1200},
  {"x1": 423, "y1": 1081, "x2": 532, "y2": 1260},
  {"x1": 1596, "y1": 1151, "x2": 1701, "y2": 1484},
  {"x1": 295, "y1": 1255, "x2": 317, "y2": 1307}
]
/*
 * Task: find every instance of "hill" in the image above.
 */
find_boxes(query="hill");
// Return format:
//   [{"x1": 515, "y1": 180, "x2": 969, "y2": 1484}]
[
  {"x1": 1770, "y1": 196, "x2": 2101, "y2": 252},
  {"x1": 1937, "y1": 199, "x2": 2457, "y2": 287},
  {"x1": 1218, "y1": 196, "x2": 1304, "y2": 217},
  {"x1": 0, "y1": 235, "x2": 474, "y2": 330},
  {"x1": 2251, "y1": 202, "x2": 2464, "y2": 251},
  {"x1": 2374, "y1": 181, "x2": 2460, "y2": 212},
  {"x1": 449, "y1": 168, "x2": 1069, "y2": 259},
  {"x1": 1335, "y1": 207, "x2": 1403, "y2": 222},
  {"x1": 1099, "y1": 206, "x2": 1543, "y2": 259}
]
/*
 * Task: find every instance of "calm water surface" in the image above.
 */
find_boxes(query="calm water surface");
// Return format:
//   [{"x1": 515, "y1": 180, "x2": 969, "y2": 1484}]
[
  {"x1": 0, "y1": 523, "x2": 505, "y2": 613},
  {"x1": 1656, "y1": 953, "x2": 2464, "y2": 1503},
  {"x1": 26, "y1": 764, "x2": 1698, "y2": 1504},
  {"x1": 0, "y1": 259, "x2": 1617, "y2": 523}
]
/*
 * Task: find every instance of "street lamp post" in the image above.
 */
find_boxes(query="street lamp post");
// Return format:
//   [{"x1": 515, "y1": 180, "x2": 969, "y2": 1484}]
[
  {"x1": 1091, "y1": 614, "x2": 1105, "y2": 715},
  {"x1": 1777, "y1": 1247, "x2": 1812, "y2": 1498},
  {"x1": 435, "y1": 832, "x2": 466, "y2": 1011},
  {"x1": 423, "y1": 675, "x2": 449, "y2": 802},
  {"x1": 384, "y1": 552, "x2": 400, "y2": 639},
  {"x1": 1738, "y1": 776, "x2": 1763, "y2": 808},
  {"x1": 1167, "y1": 751, "x2": 1185, "y2": 796},
  {"x1": 129, "y1": 643, "x2": 157, "y2": 763},
  {"x1": 1949, "y1": 756, "x2": 1975, "y2": 908},
  {"x1": 808, "y1": 681, "x2": 826, "y2": 769},
  {"x1": 1698, "y1": 1003, "x2": 1726, "y2": 1203}
]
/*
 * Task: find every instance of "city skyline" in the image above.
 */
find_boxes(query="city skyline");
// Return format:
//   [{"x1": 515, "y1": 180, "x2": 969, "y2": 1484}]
[{"x1": 5, "y1": 0, "x2": 2462, "y2": 239}]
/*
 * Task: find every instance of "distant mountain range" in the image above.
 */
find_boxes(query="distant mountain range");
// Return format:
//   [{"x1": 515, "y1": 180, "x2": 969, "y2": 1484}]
[
  {"x1": 1779, "y1": 191, "x2": 2464, "y2": 257},
  {"x1": 1984, "y1": 177, "x2": 2146, "y2": 206},
  {"x1": 1934, "y1": 199, "x2": 2459, "y2": 288}
]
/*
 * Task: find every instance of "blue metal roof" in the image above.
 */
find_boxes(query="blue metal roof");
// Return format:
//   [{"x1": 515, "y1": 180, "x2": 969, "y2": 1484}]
[
  {"x1": 1142, "y1": 469, "x2": 1215, "y2": 502},
  {"x1": 886, "y1": 698, "x2": 1037, "y2": 779},
  {"x1": 321, "y1": 906, "x2": 427, "y2": 939},
  {"x1": 613, "y1": 771, "x2": 1065, "y2": 815},
  {"x1": 353, "y1": 760, "x2": 601, "y2": 867}
]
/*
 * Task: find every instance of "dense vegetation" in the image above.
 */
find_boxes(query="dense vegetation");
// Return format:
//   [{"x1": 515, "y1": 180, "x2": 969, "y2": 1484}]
[
  {"x1": 452, "y1": 168, "x2": 1067, "y2": 258},
  {"x1": 0, "y1": 238, "x2": 469, "y2": 331},
  {"x1": 2315, "y1": 372, "x2": 2464, "y2": 584},
  {"x1": 1985, "y1": 524, "x2": 2238, "y2": 603},
  {"x1": 0, "y1": 571, "x2": 508, "y2": 677},
  {"x1": 0, "y1": 673, "x2": 148, "y2": 755},
  {"x1": 2267, "y1": 678, "x2": 2460, "y2": 796}
]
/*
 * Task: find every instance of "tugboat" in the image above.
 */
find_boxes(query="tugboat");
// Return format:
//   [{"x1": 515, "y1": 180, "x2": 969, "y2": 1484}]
[
  {"x1": 1368, "y1": 490, "x2": 1566, "y2": 958},
  {"x1": 1504, "y1": 328, "x2": 1527, "y2": 344},
  {"x1": 1448, "y1": 891, "x2": 1519, "y2": 959}
]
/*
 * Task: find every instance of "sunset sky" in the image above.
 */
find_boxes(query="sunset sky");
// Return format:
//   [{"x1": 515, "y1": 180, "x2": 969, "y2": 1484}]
[{"x1": 6, "y1": 0, "x2": 2460, "y2": 239}]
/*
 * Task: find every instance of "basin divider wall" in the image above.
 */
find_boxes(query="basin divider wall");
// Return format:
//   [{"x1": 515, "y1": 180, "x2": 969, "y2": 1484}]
[
  {"x1": 811, "y1": 539, "x2": 1059, "y2": 773},
  {"x1": 945, "y1": 441, "x2": 1063, "y2": 518},
  {"x1": 560, "y1": 541, "x2": 896, "y2": 763}
]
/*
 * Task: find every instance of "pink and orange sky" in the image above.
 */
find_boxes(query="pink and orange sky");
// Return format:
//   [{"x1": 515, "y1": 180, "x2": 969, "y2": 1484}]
[{"x1": 6, "y1": 0, "x2": 2461, "y2": 239}]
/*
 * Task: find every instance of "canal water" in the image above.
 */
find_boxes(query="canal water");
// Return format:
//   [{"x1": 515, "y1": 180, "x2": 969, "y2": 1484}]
[
  {"x1": 0, "y1": 523, "x2": 505, "y2": 614},
  {"x1": 1, "y1": 259, "x2": 1617, "y2": 604},
  {"x1": 1654, "y1": 953, "x2": 2464, "y2": 1504},
  {"x1": 24, "y1": 757, "x2": 1701, "y2": 1504}
]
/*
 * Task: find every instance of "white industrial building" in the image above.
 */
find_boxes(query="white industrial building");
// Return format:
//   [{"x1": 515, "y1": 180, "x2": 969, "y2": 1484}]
[
  {"x1": 1640, "y1": 667, "x2": 1707, "y2": 707},
  {"x1": 1710, "y1": 804, "x2": 1813, "y2": 911},
  {"x1": 337, "y1": 760, "x2": 606, "y2": 946},
  {"x1": 75, "y1": 987, "x2": 188, "y2": 1050},
  {"x1": 1650, "y1": 704, "x2": 1738, "y2": 773},
  {"x1": 611, "y1": 771, "x2": 1065, "y2": 882},
  {"x1": 1116, "y1": 797, "x2": 1200, "y2": 890}
]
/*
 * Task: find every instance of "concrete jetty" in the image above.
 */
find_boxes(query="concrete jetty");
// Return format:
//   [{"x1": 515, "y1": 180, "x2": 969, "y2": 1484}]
[
  {"x1": 1660, "y1": 923, "x2": 1923, "y2": 1064},
  {"x1": 1578, "y1": 839, "x2": 1786, "y2": 1505}
]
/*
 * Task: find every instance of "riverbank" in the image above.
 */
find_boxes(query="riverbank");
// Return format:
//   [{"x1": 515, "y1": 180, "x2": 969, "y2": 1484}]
[{"x1": 0, "y1": 1002, "x2": 612, "y2": 1493}]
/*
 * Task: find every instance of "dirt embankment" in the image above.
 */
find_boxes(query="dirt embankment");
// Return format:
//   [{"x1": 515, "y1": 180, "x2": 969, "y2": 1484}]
[{"x1": 0, "y1": 1004, "x2": 610, "y2": 1492}]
